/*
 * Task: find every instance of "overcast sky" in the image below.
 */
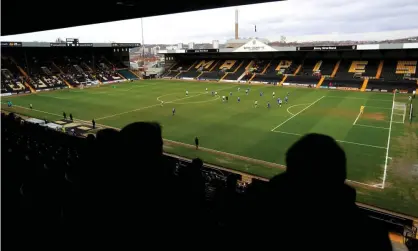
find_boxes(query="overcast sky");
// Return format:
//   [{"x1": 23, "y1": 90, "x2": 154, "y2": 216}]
[{"x1": 1, "y1": 0, "x2": 418, "y2": 44}]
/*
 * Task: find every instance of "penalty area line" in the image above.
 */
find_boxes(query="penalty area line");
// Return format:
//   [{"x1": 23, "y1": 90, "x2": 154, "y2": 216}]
[
  {"x1": 271, "y1": 96, "x2": 325, "y2": 131},
  {"x1": 271, "y1": 130, "x2": 387, "y2": 149},
  {"x1": 353, "y1": 124, "x2": 389, "y2": 130}
]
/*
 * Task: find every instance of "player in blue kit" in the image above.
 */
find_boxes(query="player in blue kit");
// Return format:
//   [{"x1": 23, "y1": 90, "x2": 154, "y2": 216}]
[
  {"x1": 237, "y1": 97, "x2": 240, "y2": 102},
  {"x1": 260, "y1": 91, "x2": 263, "y2": 97},
  {"x1": 211, "y1": 91, "x2": 214, "y2": 96},
  {"x1": 172, "y1": 108, "x2": 176, "y2": 116},
  {"x1": 230, "y1": 92, "x2": 233, "y2": 96},
  {"x1": 267, "y1": 102, "x2": 270, "y2": 109},
  {"x1": 285, "y1": 95, "x2": 288, "y2": 104}
]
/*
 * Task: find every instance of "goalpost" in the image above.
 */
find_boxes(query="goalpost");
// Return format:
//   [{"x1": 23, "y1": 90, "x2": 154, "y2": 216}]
[{"x1": 392, "y1": 98, "x2": 407, "y2": 124}]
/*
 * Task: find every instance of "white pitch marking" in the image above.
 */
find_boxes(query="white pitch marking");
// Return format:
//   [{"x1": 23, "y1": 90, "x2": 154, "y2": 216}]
[
  {"x1": 364, "y1": 106, "x2": 392, "y2": 110},
  {"x1": 353, "y1": 110, "x2": 362, "y2": 125},
  {"x1": 346, "y1": 179, "x2": 383, "y2": 188},
  {"x1": 96, "y1": 86, "x2": 233, "y2": 121},
  {"x1": 271, "y1": 130, "x2": 387, "y2": 149},
  {"x1": 382, "y1": 92, "x2": 395, "y2": 189},
  {"x1": 271, "y1": 96, "x2": 325, "y2": 131},
  {"x1": 286, "y1": 103, "x2": 311, "y2": 116},
  {"x1": 354, "y1": 124, "x2": 389, "y2": 130},
  {"x1": 325, "y1": 96, "x2": 393, "y2": 102}
]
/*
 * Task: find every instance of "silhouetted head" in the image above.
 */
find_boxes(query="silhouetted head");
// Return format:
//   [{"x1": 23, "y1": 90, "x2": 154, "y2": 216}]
[
  {"x1": 120, "y1": 122, "x2": 163, "y2": 158},
  {"x1": 191, "y1": 158, "x2": 203, "y2": 168},
  {"x1": 96, "y1": 128, "x2": 119, "y2": 144},
  {"x1": 285, "y1": 133, "x2": 346, "y2": 185}
]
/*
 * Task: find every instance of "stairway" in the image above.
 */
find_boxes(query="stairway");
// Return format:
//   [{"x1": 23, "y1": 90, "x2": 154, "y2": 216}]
[
  {"x1": 248, "y1": 73, "x2": 256, "y2": 82},
  {"x1": 316, "y1": 76, "x2": 325, "y2": 88},
  {"x1": 52, "y1": 62, "x2": 65, "y2": 74},
  {"x1": 82, "y1": 62, "x2": 93, "y2": 72},
  {"x1": 279, "y1": 75, "x2": 287, "y2": 86},
  {"x1": 219, "y1": 72, "x2": 229, "y2": 81},
  {"x1": 376, "y1": 60, "x2": 384, "y2": 79},
  {"x1": 331, "y1": 60, "x2": 341, "y2": 77},
  {"x1": 360, "y1": 78, "x2": 369, "y2": 92},
  {"x1": 313, "y1": 61, "x2": 322, "y2": 72},
  {"x1": 196, "y1": 72, "x2": 204, "y2": 79},
  {"x1": 41, "y1": 66, "x2": 53, "y2": 75},
  {"x1": 233, "y1": 61, "x2": 245, "y2": 73},
  {"x1": 57, "y1": 75, "x2": 74, "y2": 89},
  {"x1": 15, "y1": 66, "x2": 35, "y2": 93},
  {"x1": 237, "y1": 72, "x2": 246, "y2": 82},
  {"x1": 293, "y1": 64, "x2": 303, "y2": 75},
  {"x1": 187, "y1": 61, "x2": 198, "y2": 71},
  {"x1": 261, "y1": 61, "x2": 271, "y2": 74},
  {"x1": 24, "y1": 82, "x2": 36, "y2": 93},
  {"x1": 74, "y1": 65, "x2": 85, "y2": 74}
]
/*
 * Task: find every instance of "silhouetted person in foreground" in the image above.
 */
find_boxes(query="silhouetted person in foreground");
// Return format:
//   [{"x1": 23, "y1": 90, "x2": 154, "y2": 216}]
[
  {"x1": 69, "y1": 113, "x2": 73, "y2": 121},
  {"x1": 92, "y1": 119, "x2": 95, "y2": 129},
  {"x1": 63, "y1": 111, "x2": 66, "y2": 120},
  {"x1": 240, "y1": 134, "x2": 392, "y2": 250}
]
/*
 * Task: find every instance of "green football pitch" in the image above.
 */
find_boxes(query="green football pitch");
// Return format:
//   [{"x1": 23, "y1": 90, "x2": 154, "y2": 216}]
[{"x1": 2, "y1": 80, "x2": 418, "y2": 217}]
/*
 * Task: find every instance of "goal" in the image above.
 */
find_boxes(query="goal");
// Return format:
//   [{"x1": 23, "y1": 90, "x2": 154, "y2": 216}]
[{"x1": 392, "y1": 101, "x2": 407, "y2": 124}]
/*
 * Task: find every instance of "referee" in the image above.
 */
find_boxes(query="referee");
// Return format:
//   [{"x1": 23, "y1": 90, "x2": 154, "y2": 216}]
[{"x1": 195, "y1": 136, "x2": 199, "y2": 150}]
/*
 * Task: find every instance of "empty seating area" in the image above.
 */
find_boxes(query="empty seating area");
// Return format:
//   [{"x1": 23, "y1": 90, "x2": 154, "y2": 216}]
[
  {"x1": 334, "y1": 60, "x2": 355, "y2": 79},
  {"x1": 362, "y1": 60, "x2": 380, "y2": 77},
  {"x1": 199, "y1": 70, "x2": 225, "y2": 81},
  {"x1": 318, "y1": 60, "x2": 338, "y2": 76},
  {"x1": 380, "y1": 60, "x2": 418, "y2": 81},
  {"x1": 223, "y1": 60, "x2": 250, "y2": 80},
  {"x1": 296, "y1": 59, "x2": 317, "y2": 76},
  {"x1": 118, "y1": 69, "x2": 139, "y2": 79},
  {"x1": 252, "y1": 60, "x2": 283, "y2": 83}
]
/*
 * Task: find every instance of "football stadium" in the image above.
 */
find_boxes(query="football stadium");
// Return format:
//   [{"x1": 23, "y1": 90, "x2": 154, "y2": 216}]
[{"x1": 2, "y1": 1, "x2": 418, "y2": 249}]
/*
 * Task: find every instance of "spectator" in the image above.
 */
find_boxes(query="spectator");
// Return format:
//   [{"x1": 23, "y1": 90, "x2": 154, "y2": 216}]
[{"x1": 241, "y1": 134, "x2": 392, "y2": 250}]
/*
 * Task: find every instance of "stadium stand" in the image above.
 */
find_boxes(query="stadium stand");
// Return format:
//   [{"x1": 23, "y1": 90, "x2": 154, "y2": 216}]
[
  {"x1": 1, "y1": 57, "x2": 30, "y2": 94},
  {"x1": 1, "y1": 44, "x2": 136, "y2": 93},
  {"x1": 222, "y1": 60, "x2": 250, "y2": 81},
  {"x1": 251, "y1": 59, "x2": 284, "y2": 83},
  {"x1": 117, "y1": 69, "x2": 139, "y2": 79}
]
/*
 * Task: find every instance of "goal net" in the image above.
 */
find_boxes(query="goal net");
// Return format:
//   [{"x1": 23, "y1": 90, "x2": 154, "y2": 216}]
[{"x1": 392, "y1": 101, "x2": 407, "y2": 124}]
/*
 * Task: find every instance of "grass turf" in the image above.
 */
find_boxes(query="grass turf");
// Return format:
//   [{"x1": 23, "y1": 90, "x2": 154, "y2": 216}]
[{"x1": 2, "y1": 80, "x2": 417, "y2": 217}]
